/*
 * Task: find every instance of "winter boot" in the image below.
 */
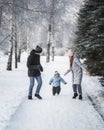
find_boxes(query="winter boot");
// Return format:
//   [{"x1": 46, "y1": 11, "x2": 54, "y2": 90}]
[
  {"x1": 28, "y1": 96, "x2": 32, "y2": 100},
  {"x1": 35, "y1": 94, "x2": 42, "y2": 99},
  {"x1": 79, "y1": 95, "x2": 82, "y2": 100},
  {"x1": 72, "y1": 93, "x2": 78, "y2": 99}
]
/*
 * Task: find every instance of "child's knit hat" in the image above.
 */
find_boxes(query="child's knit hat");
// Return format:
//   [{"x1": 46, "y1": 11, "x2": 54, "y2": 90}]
[{"x1": 54, "y1": 71, "x2": 60, "y2": 75}]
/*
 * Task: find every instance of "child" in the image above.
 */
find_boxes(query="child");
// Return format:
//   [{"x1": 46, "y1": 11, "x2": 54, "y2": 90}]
[{"x1": 49, "y1": 71, "x2": 67, "y2": 95}]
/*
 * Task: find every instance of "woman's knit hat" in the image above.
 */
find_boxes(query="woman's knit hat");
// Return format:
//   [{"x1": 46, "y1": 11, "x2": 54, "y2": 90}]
[{"x1": 35, "y1": 45, "x2": 42, "y2": 53}]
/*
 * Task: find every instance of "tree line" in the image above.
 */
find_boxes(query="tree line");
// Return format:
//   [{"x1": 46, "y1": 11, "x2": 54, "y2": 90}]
[
  {"x1": 0, "y1": 0, "x2": 103, "y2": 85},
  {"x1": 0, "y1": 0, "x2": 81, "y2": 69}
]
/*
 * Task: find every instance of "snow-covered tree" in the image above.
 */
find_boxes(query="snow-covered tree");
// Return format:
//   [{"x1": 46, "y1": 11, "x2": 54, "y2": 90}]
[{"x1": 75, "y1": 0, "x2": 104, "y2": 86}]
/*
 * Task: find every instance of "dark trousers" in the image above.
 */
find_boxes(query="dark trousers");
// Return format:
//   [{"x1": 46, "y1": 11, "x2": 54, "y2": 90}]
[{"x1": 52, "y1": 86, "x2": 61, "y2": 95}]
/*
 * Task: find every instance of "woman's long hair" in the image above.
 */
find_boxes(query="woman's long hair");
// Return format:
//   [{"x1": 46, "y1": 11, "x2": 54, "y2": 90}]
[{"x1": 70, "y1": 56, "x2": 74, "y2": 68}]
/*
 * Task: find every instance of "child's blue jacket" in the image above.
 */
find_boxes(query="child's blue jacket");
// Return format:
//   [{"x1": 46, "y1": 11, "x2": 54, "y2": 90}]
[{"x1": 49, "y1": 76, "x2": 67, "y2": 87}]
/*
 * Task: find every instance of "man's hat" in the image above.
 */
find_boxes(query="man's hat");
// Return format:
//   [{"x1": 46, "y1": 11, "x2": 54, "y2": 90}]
[{"x1": 35, "y1": 45, "x2": 42, "y2": 53}]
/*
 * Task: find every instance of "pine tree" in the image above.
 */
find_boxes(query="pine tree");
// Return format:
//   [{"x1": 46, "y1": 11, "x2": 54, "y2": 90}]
[{"x1": 75, "y1": 0, "x2": 104, "y2": 86}]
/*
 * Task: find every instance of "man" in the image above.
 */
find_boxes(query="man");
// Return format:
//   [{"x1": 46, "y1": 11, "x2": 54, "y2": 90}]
[{"x1": 27, "y1": 45, "x2": 43, "y2": 100}]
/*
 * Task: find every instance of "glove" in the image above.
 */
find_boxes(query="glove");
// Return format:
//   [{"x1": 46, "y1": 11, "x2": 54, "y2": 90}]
[
  {"x1": 39, "y1": 65, "x2": 43, "y2": 72},
  {"x1": 65, "y1": 82, "x2": 67, "y2": 84},
  {"x1": 49, "y1": 83, "x2": 51, "y2": 85}
]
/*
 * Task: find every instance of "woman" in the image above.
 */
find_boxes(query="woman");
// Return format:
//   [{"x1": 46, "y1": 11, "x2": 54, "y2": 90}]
[{"x1": 64, "y1": 50, "x2": 85, "y2": 100}]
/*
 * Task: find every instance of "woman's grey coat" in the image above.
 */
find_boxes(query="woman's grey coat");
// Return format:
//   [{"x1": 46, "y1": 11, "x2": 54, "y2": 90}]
[{"x1": 66, "y1": 54, "x2": 84, "y2": 85}]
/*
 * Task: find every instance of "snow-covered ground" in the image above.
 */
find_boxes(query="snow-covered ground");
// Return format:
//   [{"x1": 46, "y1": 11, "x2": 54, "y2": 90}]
[{"x1": 0, "y1": 52, "x2": 104, "y2": 130}]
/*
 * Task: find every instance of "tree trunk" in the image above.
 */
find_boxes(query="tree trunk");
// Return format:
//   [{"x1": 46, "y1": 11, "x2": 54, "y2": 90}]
[
  {"x1": 0, "y1": 6, "x2": 2, "y2": 27},
  {"x1": 46, "y1": 0, "x2": 55, "y2": 62},
  {"x1": 46, "y1": 24, "x2": 51, "y2": 62},
  {"x1": 51, "y1": 46, "x2": 54, "y2": 61},
  {"x1": 46, "y1": 42, "x2": 51, "y2": 62},
  {"x1": 14, "y1": 0, "x2": 18, "y2": 68},
  {"x1": 15, "y1": 31, "x2": 18, "y2": 68},
  {"x1": 7, "y1": 15, "x2": 13, "y2": 71},
  {"x1": 17, "y1": 49, "x2": 21, "y2": 62},
  {"x1": 26, "y1": 28, "x2": 30, "y2": 54}
]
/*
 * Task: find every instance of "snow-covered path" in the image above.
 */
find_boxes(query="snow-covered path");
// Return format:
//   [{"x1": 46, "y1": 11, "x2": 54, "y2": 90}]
[
  {"x1": 1, "y1": 54, "x2": 104, "y2": 130},
  {"x1": 5, "y1": 95, "x2": 104, "y2": 130}
]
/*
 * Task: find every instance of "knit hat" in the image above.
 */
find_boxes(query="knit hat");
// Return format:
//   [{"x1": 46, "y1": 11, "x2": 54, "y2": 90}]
[
  {"x1": 54, "y1": 71, "x2": 60, "y2": 75},
  {"x1": 35, "y1": 45, "x2": 42, "y2": 53}
]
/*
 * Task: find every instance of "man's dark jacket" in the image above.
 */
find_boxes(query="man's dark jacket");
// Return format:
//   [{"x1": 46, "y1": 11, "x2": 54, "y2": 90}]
[{"x1": 27, "y1": 50, "x2": 43, "y2": 76}]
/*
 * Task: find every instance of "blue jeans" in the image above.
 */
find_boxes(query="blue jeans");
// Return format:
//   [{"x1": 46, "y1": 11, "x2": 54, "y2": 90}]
[
  {"x1": 28, "y1": 75, "x2": 42, "y2": 97},
  {"x1": 72, "y1": 84, "x2": 82, "y2": 95}
]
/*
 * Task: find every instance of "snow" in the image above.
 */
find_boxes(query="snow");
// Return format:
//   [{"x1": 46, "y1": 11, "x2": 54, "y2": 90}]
[{"x1": 0, "y1": 52, "x2": 104, "y2": 130}]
